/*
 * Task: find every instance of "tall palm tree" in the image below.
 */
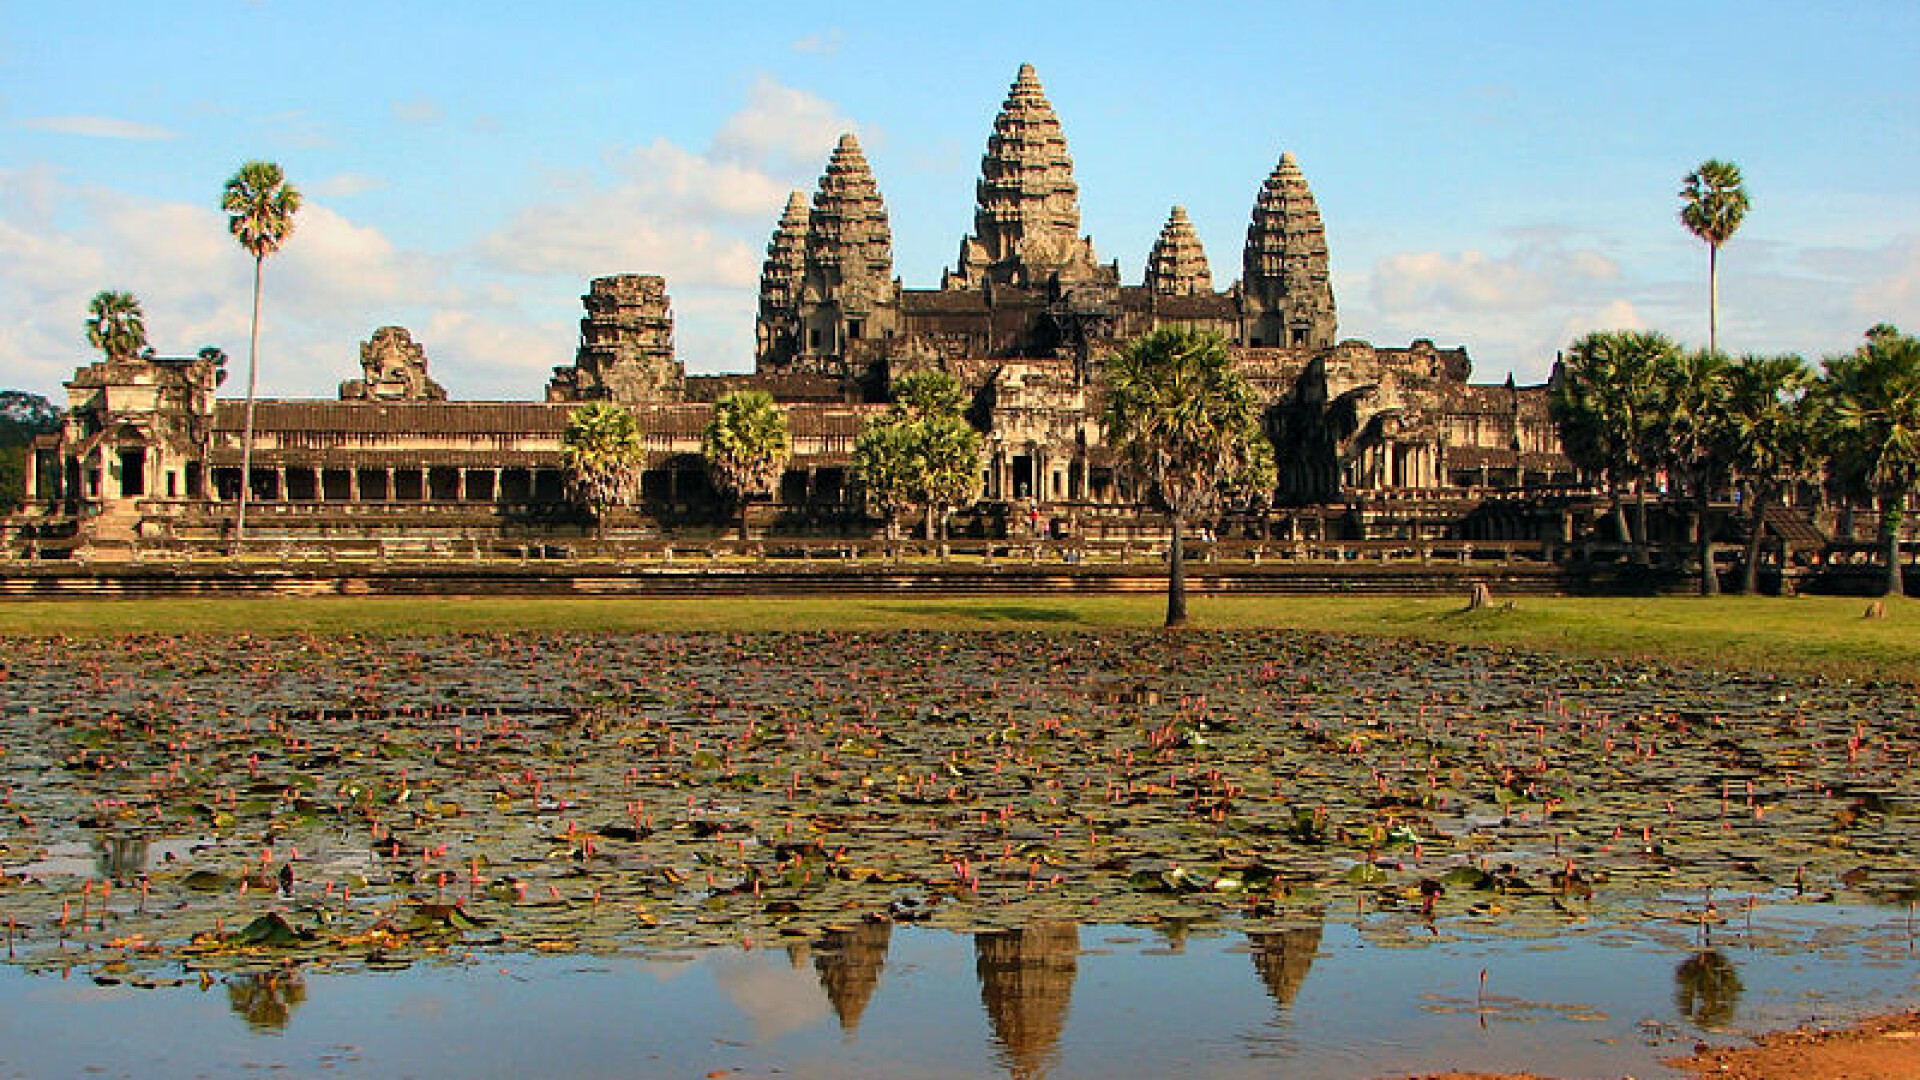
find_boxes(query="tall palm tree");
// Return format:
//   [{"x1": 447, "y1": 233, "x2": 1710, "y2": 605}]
[
  {"x1": 1680, "y1": 159, "x2": 1750, "y2": 357},
  {"x1": 85, "y1": 290, "x2": 148, "y2": 362},
  {"x1": 1815, "y1": 325, "x2": 1920, "y2": 597},
  {"x1": 221, "y1": 160, "x2": 302, "y2": 543},
  {"x1": 1102, "y1": 328, "x2": 1269, "y2": 628},
  {"x1": 1718, "y1": 353, "x2": 1813, "y2": 594},
  {"x1": 701, "y1": 389, "x2": 791, "y2": 541}
]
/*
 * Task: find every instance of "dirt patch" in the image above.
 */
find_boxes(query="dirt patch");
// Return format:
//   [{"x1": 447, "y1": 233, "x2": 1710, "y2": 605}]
[
  {"x1": 1378, "y1": 1009, "x2": 1920, "y2": 1080},
  {"x1": 1672, "y1": 1009, "x2": 1920, "y2": 1080}
]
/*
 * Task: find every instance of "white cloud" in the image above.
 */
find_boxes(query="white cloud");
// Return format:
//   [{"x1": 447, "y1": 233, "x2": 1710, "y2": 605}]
[
  {"x1": 391, "y1": 98, "x2": 446, "y2": 126},
  {"x1": 17, "y1": 115, "x2": 176, "y2": 140},
  {"x1": 310, "y1": 173, "x2": 384, "y2": 198},
  {"x1": 713, "y1": 76, "x2": 862, "y2": 174},
  {"x1": 790, "y1": 30, "x2": 846, "y2": 56}
]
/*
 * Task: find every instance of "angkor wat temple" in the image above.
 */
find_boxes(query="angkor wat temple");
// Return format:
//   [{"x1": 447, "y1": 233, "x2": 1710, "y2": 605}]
[{"x1": 20, "y1": 64, "x2": 1571, "y2": 550}]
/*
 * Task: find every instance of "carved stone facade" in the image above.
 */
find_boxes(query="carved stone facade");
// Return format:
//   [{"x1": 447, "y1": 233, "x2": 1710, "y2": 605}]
[
  {"x1": 1145, "y1": 207, "x2": 1212, "y2": 297},
  {"x1": 547, "y1": 274, "x2": 683, "y2": 403},
  {"x1": 341, "y1": 326, "x2": 446, "y2": 402}
]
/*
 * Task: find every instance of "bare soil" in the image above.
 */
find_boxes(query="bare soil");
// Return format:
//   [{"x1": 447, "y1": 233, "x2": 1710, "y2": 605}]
[{"x1": 1382, "y1": 1009, "x2": 1920, "y2": 1079}]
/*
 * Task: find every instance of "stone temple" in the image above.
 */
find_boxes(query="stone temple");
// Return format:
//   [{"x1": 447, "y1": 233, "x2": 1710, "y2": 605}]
[{"x1": 19, "y1": 63, "x2": 1571, "y2": 548}]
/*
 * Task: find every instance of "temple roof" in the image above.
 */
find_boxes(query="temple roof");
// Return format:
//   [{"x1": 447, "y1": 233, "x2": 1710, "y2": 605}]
[
  {"x1": 950, "y1": 64, "x2": 1098, "y2": 289},
  {"x1": 804, "y1": 134, "x2": 893, "y2": 302},
  {"x1": 1145, "y1": 206, "x2": 1213, "y2": 295}
]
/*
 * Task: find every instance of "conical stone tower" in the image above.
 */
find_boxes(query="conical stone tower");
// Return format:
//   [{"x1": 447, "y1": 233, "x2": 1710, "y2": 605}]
[
  {"x1": 1145, "y1": 206, "x2": 1212, "y2": 295},
  {"x1": 798, "y1": 134, "x2": 896, "y2": 370},
  {"x1": 755, "y1": 190, "x2": 809, "y2": 368},
  {"x1": 949, "y1": 63, "x2": 1100, "y2": 290},
  {"x1": 1243, "y1": 151, "x2": 1336, "y2": 349}
]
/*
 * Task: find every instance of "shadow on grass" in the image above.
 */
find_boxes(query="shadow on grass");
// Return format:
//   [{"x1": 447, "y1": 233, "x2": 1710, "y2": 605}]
[{"x1": 872, "y1": 602, "x2": 1085, "y2": 625}]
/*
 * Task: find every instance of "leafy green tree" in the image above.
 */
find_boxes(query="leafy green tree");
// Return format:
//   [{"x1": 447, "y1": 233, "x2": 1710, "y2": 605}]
[
  {"x1": 913, "y1": 412, "x2": 984, "y2": 556},
  {"x1": 1680, "y1": 159, "x2": 1750, "y2": 357},
  {"x1": 884, "y1": 370, "x2": 982, "y2": 551},
  {"x1": 85, "y1": 290, "x2": 147, "y2": 362},
  {"x1": 1101, "y1": 328, "x2": 1268, "y2": 628},
  {"x1": 221, "y1": 160, "x2": 302, "y2": 542},
  {"x1": 701, "y1": 390, "x2": 791, "y2": 541},
  {"x1": 1550, "y1": 330, "x2": 1676, "y2": 562},
  {"x1": 1815, "y1": 324, "x2": 1920, "y2": 597},
  {"x1": 1652, "y1": 348, "x2": 1732, "y2": 594},
  {"x1": 1718, "y1": 354, "x2": 1814, "y2": 594},
  {"x1": 852, "y1": 418, "x2": 918, "y2": 543},
  {"x1": 0, "y1": 390, "x2": 62, "y2": 510},
  {"x1": 561, "y1": 402, "x2": 648, "y2": 531}
]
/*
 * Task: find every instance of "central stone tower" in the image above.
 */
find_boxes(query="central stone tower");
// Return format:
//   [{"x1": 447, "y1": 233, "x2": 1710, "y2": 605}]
[
  {"x1": 1242, "y1": 152, "x2": 1337, "y2": 349},
  {"x1": 946, "y1": 63, "x2": 1102, "y2": 290}
]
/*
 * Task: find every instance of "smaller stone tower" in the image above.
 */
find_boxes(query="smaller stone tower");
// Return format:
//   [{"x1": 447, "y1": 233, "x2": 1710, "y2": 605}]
[
  {"x1": 546, "y1": 274, "x2": 683, "y2": 403},
  {"x1": 755, "y1": 190, "x2": 810, "y2": 369},
  {"x1": 1144, "y1": 206, "x2": 1213, "y2": 296},
  {"x1": 795, "y1": 133, "x2": 897, "y2": 374},
  {"x1": 1242, "y1": 152, "x2": 1337, "y2": 349}
]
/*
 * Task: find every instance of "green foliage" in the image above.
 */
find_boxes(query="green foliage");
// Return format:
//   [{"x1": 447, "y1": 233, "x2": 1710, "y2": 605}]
[
  {"x1": 1720, "y1": 354, "x2": 1815, "y2": 485},
  {"x1": 852, "y1": 416, "x2": 921, "y2": 531},
  {"x1": 1651, "y1": 347, "x2": 1732, "y2": 497},
  {"x1": 562, "y1": 402, "x2": 648, "y2": 516},
  {"x1": 1679, "y1": 159, "x2": 1750, "y2": 250},
  {"x1": 1101, "y1": 328, "x2": 1268, "y2": 518},
  {"x1": 701, "y1": 390, "x2": 791, "y2": 503},
  {"x1": 0, "y1": 391, "x2": 61, "y2": 511},
  {"x1": 1550, "y1": 330, "x2": 1676, "y2": 492},
  {"x1": 1815, "y1": 325, "x2": 1920, "y2": 593},
  {"x1": 85, "y1": 290, "x2": 147, "y2": 362},
  {"x1": 221, "y1": 161, "x2": 303, "y2": 260},
  {"x1": 855, "y1": 370, "x2": 984, "y2": 536},
  {"x1": 889, "y1": 369, "x2": 968, "y2": 419}
]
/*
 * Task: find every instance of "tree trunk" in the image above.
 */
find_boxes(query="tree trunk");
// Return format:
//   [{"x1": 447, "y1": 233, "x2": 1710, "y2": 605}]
[
  {"x1": 1882, "y1": 494, "x2": 1905, "y2": 599},
  {"x1": 1707, "y1": 243, "x2": 1720, "y2": 358},
  {"x1": 924, "y1": 503, "x2": 936, "y2": 553},
  {"x1": 1631, "y1": 482, "x2": 1651, "y2": 566},
  {"x1": 938, "y1": 507, "x2": 951, "y2": 563},
  {"x1": 1695, "y1": 489, "x2": 1718, "y2": 596},
  {"x1": 235, "y1": 255, "x2": 264, "y2": 548},
  {"x1": 1739, "y1": 484, "x2": 1772, "y2": 596},
  {"x1": 1165, "y1": 511, "x2": 1189, "y2": 628},
  {"x1": 738, "y1": 497, "x2": 750, "y2": 543}
]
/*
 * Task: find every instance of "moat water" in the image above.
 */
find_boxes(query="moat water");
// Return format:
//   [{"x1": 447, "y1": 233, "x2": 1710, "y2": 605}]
[{"x1": 3, "y1": 905, "x2": 1915, "y2": 1080}]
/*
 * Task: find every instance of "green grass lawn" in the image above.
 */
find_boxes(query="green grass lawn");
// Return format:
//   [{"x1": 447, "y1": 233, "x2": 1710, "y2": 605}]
[{"x1": 1, "y1": 592, "x2": 1914, "y2": 682}]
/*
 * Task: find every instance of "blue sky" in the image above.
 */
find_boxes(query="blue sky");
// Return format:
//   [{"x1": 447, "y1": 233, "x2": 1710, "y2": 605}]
[{"x1": 5, "y1": 1, "x2": 1916, "y2": 402}]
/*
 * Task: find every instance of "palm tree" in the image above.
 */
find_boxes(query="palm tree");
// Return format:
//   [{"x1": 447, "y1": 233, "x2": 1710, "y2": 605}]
[
  {"x1": 1680, "y1": 160, "x2": 1750, "y2": 357},
  {"x1": 701, "y1": 390, "x2": 791, "y2": 541},
  {"x1": 221, "y1": 160, "x2": 302, "y2": 543},
  {"x1": 1102, "y1": 328, "x2": 1268, "y2": 628},
  {"x1": 561, "y1": 402, "x2": 649, "y2": 535},
  {"x1": 1718, "y1": 354, "x2": 1813, "y2": 594},
  {"x1": 885, "y1": 370, "x2": 982, "y2": 550},
  {"x1": 1652, "y1": 348, "x2": 1732, "y2": 594},
  {"x1": 85, "y1": 290, "x2": 148, "y2": 362},
  {"x1": 1550, "y1": 331, "x2": 1675, "y2": 563},
  {"x1": 1815, "y1": 325, "x2": 1920, "y2": 597}
]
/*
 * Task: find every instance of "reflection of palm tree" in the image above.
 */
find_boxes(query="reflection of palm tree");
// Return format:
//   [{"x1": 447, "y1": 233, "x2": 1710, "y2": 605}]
[
  {"x1": 226, "y1": 969, "x2": 307, "y2": 1031},
  {"x1": 1248, "y1": 923, "x2": 1324, "y2": 1011},
  {"x1": 976, "y1": 923, "x2": 1079, "y2": 1079},
  {"x1": 1675, "y1": 950, "x2": 1743, "y2": 1029},
  {"x1": 813, "y1": 921, "x2": 892, "y2": 1033}
]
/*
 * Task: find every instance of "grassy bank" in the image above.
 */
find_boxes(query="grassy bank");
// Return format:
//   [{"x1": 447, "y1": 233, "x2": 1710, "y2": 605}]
[{"x1": 0, "y1": 592, "x2": 1913, "y2": 681}]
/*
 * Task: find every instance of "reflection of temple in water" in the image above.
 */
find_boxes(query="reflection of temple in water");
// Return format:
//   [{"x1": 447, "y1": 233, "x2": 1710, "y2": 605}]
[
  {"x1": 1247, "y1": 923, "x2": 1324, "y2": 1012},
  {"x1": 226, "y1": 968, "x2": 307, "y2": 1031},
  {"x1": 812, "y1": 921, "x2": 893, "y2": 1032},
  {"x1": 976, "y1": 923, "x2": 1079, "y2": 1080},
  {"x1": 92, "y1": 833, "x2": 149, "y2": 884}
]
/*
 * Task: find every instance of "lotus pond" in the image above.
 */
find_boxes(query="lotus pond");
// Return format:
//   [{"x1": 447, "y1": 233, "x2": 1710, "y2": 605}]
[{"x1": 1, "y1": 630, "x2": 1916, "y2": 1078}]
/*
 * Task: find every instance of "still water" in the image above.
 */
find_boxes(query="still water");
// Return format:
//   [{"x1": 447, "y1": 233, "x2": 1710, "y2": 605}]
[{"x1": 3, "y1": 906, "x2": 1913, "y2": 1080}]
